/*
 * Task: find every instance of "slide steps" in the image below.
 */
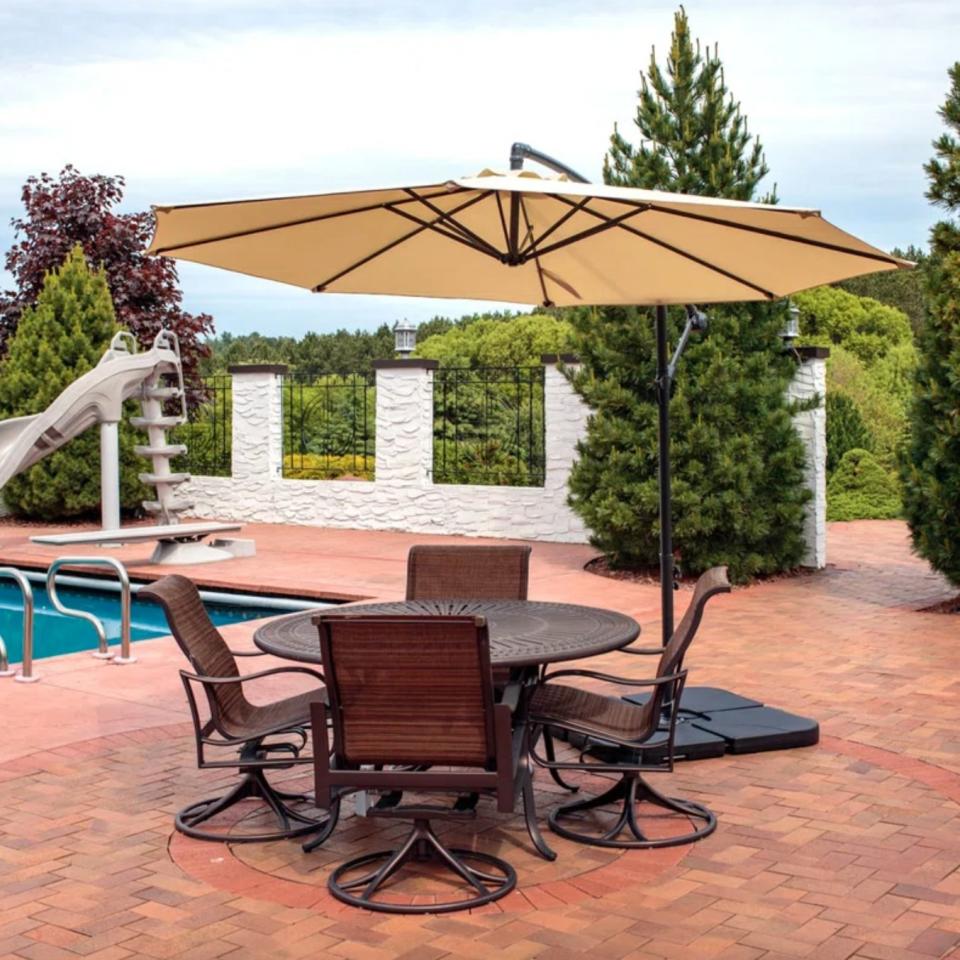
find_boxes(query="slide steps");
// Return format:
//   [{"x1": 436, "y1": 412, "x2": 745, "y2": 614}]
[{"x1": 132, "y1": 337, "x2": 192, "y2": 526}]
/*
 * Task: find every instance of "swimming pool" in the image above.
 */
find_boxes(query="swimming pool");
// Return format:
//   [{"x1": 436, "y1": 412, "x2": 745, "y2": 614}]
[{"x1": 0, "y1": 574, "x2": 329, "y2": 665}]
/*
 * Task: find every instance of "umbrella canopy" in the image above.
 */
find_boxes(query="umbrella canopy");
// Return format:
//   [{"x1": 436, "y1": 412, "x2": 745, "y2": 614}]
[
  {"x1": 149, "y1": 167, "x2": 910, "y2": 645},
  {"x1": 148, "y1": 170, "x2": 910, "y2": 308}
]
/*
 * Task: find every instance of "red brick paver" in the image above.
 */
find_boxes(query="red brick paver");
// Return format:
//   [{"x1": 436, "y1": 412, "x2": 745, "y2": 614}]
[{"x1": 0, "y1": 519, "x2": 958, "y2": 959}]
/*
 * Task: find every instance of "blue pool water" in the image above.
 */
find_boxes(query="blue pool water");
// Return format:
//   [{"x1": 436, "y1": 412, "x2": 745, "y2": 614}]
[{"x1": 0, "y1": 578, "x2": 318, "y2": 665}]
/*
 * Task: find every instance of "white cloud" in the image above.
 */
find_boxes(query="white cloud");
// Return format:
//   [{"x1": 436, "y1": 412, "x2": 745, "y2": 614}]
[{"x1": 0, "y1": 0, "x2": 956, "y2": 334}]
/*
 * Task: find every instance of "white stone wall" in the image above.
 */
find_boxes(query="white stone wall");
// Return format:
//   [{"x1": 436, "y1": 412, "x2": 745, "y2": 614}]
[
  {"x1": 787, "y1": 355, "x2": 828, "y2": 568},
  {"x1": 185, "y1": 362, "x2": 590, "y2": 543},
  {"x1": 184, "y1": 357, "x2": 826, "y2": 562}
]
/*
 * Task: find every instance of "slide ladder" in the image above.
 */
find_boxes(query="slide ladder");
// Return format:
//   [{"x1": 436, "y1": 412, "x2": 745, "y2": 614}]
[{"x1": 130, "y1": 331, "x2": 193, "y2": 525}]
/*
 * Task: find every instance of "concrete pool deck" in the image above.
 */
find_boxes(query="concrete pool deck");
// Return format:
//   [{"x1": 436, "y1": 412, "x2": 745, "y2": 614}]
[{"x1": 0, "y1": 519, "x2": 959, "y2": 959}]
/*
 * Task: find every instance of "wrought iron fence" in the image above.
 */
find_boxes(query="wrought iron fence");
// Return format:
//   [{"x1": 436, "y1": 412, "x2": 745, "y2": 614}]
[
  {"x1": 433, "y1": 366, "x2": 545, "y2": 487},
  {"x1": 282, "y1": 371, "x2": 376, "y2": 480},
  {"x1": 170, "y1": 375, "x2": 232, "y2": 477}
]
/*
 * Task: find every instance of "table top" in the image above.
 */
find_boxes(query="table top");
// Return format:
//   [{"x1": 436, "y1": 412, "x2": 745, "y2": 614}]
[{"x1": 253, "y1": 599, "x2": 641, "y2": 668}]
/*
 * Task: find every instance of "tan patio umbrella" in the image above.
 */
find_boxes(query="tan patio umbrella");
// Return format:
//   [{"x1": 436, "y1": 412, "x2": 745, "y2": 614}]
[
  {"x1": 149, "y1": 169, "x2": 907, "y2": 307},
  {"x1": 148, "y1": 162, "x2": 910, "y2": 643}
]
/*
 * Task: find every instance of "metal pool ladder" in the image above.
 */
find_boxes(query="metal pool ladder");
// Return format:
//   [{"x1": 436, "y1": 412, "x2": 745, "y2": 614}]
[
  {"x1": 46, "y1": 556, "x2": 137, "y2": 668},
  {"x1": 0, "y1": 567, "x2": 37, "y2": 683},
  {"x1": 0, "y1": 557, "x2": 137, "y2": 684}
]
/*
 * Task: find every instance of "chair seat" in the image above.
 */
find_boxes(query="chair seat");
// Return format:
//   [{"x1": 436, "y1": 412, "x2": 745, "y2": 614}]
[
  {"x1": 224, "y1": 688, "x2": 326, "y2": 741},
  {"x1": 530, "y1": 684, "x2": 647, "y2": 743}
]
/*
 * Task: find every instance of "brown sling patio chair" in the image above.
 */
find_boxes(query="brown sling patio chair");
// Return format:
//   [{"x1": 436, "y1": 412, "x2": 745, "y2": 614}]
[
  {"x1": 526, "y1": 566, "x2": 730, "y2": 849},
  {"x1": 405, "y1": 544, "x2": 531, "y2": 602},
  {"x1": 310, "y1": 612, "x2": 552, "y2": 914},
  {"x1": 141, "y1": 575, "x2": 339, "y2": 844},
  {"x1": 406, "y1": 543, "x2": 531, "y2": 688}
]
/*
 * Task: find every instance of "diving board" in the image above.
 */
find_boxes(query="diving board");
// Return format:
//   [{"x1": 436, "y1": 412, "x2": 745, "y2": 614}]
[{"x1": 31, "y1": 522, "x2": 249, "y2": 565}]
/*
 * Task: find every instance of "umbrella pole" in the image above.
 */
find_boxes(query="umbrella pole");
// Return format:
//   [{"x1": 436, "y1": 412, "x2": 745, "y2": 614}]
[{"x1": 655, "y1": 304, "x2": 674, "y2": 647}]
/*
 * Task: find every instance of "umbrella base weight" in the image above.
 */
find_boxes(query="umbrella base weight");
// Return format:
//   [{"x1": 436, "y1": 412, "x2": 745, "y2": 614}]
[
  {"x1": 554, "y1": 686, "x2": 819, "y2": 763},
  {"x1": 689, "y1": 704, "x2": 820, "y2": 754},
  {"x1": 619, "y1": 686, "x2": 819, "y2": 759}
]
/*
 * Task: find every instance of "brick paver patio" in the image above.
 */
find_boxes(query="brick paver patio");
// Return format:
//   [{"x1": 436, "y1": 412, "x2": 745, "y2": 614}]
[{"x1": 0, "y1": 519, "x2": 958, "y2": 959}]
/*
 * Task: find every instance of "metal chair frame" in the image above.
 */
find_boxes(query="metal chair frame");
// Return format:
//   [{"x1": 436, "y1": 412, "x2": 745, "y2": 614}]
[
  {"x1": 141, "y1": 575, "x2": 339, "y2": 844},
  {"x1": 527, "y1": 567, "x2": 730, "y2": 849},
  {"x1": 311, "y1": 612, "x2": 552, "y2": 913}
]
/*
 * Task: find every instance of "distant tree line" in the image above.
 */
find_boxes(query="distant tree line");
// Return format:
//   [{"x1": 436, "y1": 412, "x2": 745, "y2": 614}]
[{"x1": 200, "y1": 312, "x2": 530, "y2": 375}]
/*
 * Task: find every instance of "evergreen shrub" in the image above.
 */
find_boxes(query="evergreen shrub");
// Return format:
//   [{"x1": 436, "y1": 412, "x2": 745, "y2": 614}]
[
  {"x1": 827, "y1": 449, "x2": 901, "y2": 522},
  {"x1": 902, "y1": 64, "x2": 960, "y2": 586},
  {"x1": 0, "y1": 245, "x2": 146, "y2": 519},
  {"x1": 826, "y1": 391, "x2": 873, "y2": 473}
]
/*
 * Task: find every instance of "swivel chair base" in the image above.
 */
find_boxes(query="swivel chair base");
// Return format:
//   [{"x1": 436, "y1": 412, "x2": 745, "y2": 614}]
[
  {"x1": 548, "y1": 772, "x2": 716, "y2": 849},
  {"x1": 177, "y1": 743, "x2": 339, "y2": 844},
  {"x1": 328, "y1": 810, "x2": 516, "y2": 914}
]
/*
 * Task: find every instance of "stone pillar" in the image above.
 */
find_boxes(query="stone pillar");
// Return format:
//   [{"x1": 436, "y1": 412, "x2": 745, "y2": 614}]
[
  {"x1": 372, "y1": 360, "x2": 437, "y2": 485},
  {"x1": 787, "y1": 347, "x2": 829, "y2": 569},
  {"x1": 541, "y1": 355, "x2": 589, "y2": 494},
  {"x1": 227, "y1": 365, "x2": 286, "y2": 480}
]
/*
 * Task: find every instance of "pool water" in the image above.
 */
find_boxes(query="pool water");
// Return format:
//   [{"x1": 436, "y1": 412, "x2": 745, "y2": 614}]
[{"x1": 0, "y1": 579, "x2": 310, "y2": 665}]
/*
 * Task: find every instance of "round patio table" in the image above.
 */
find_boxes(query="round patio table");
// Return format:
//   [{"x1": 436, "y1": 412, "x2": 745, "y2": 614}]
[{"x1": 253, "y1": 599, "x2": 641, "y2": 669}]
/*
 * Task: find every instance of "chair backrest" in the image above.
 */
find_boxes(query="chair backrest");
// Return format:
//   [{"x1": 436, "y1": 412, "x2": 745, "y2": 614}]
[
  {"x1": 139, "y1": 574, "x2": 246, "y2": 723},
  {"x1": 405, "y1": 545, "x2": 531, "y2": 601},
  {"x1": 641, "y1": 566, "x2": 731, "y2": 729},
  {"x1": 317, "y1": 614, "x2": 497, "y2": 768}
]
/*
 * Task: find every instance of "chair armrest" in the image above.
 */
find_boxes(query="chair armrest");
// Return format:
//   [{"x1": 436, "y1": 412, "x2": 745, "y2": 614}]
[
  {"x1": 539, "y1": 667, "x2": 686, "y2": 689},
  {"x1": 619, "y1": 643, "x2": 665, "y2": 656},
  {"x1": 180, "y1": 665, "x2": 326, "y2": 686}
]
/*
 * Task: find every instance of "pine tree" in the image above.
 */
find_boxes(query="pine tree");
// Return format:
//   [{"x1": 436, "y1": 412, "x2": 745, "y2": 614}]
[
  {"x1": 604, "y1": 5, "x2": 775, "y2": 203},
  {"x1": 0, "y1": 245, "x2": 145, "y2": 519},
  {"x1": 568, "y1": 7, "x2": 808, "y2": 581},
  {"x1": 902, "y1": 63, "x2": 960, "y2": 587}
]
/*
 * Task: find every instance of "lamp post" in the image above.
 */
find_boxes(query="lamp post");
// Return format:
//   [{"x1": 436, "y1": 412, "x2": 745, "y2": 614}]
[
  {"x1": 781, "y1": 301, "x2": 800, "y2": 348},
  {"x1": 393, "y1": 320, "x2": 417, "y2": 358}
]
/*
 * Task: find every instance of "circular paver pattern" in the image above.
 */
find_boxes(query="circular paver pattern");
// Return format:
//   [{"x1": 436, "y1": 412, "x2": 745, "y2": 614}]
[{"x1": 4, "y1": 723, "x2": 960, "y2": 953}]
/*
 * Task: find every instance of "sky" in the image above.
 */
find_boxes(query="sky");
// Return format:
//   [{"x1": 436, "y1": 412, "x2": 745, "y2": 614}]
[{"x1": 0, "y1": 0, "x2": 957, "y2": 338}]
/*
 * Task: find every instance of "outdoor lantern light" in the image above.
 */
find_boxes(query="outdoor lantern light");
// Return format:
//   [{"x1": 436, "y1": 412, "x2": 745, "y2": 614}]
[
  {"x1": 393, "y1": 320, "x2": 417, "y2": 358},
  {"x1": 781, "y1": 301, "x2": 800, "y2": 347}
]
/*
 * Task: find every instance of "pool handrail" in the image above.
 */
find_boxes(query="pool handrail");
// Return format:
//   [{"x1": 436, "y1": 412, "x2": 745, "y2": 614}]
[
  {"x1": 46, "y1": 556, "x2": 136, "y2": 665},
  {"x1": 0, "y1": 567, "x2": 37, "y2": 682}
]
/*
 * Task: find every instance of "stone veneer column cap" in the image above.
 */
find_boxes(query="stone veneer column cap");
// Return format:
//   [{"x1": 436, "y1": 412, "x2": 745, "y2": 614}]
[
  {"x1": 227, "y1": 364, "x2": 289, "y2": 374},
  {"x1": 372, "y1": 359, "x2": 439, "y2": 369},
  {"x1": 794, "y1": 346, "x2": 830, "y2": 361},
  {"x1": 541, "y1": 354, "x2": 581, "y2": 364}
]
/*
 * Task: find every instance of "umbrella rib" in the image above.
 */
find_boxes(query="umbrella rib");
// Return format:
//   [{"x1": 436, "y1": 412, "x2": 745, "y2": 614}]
[
  {"x1": 508, "y1": 194, "x2": 522, "y2": 262},
  {"x1": 312, "y1": 191, "x2": 493, "y2": 292},
  {"x1": 402, "y1": 189, "x2": 504, "y2": 258},
  {"x1": 604, "y1": 197, "x2": 900, "y2": 266},
  {"x1": 519, "y1": 197, "x2": 553, "y2": 307},
  {"x1": 528, "y1": 203, "x2": 653, "y2": 259},
  {"x1": 151, "y1": 187, "x2": 468, "y2": 255},
  {"x1": 494, "y1": 193, "x2": 511, "y2": 253},
  {"x1": 546, "y1": 195, "x2": 777, "y2": 299},
  {"x1": 517, "y1": 196, "x2": 593, "y2": 260},
  {"x1": 619, "y1": 223, "x2": 777, "y2": 298},
  {"x1": 385, "y1": 205, "x2": 503, "y2": 261}
]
